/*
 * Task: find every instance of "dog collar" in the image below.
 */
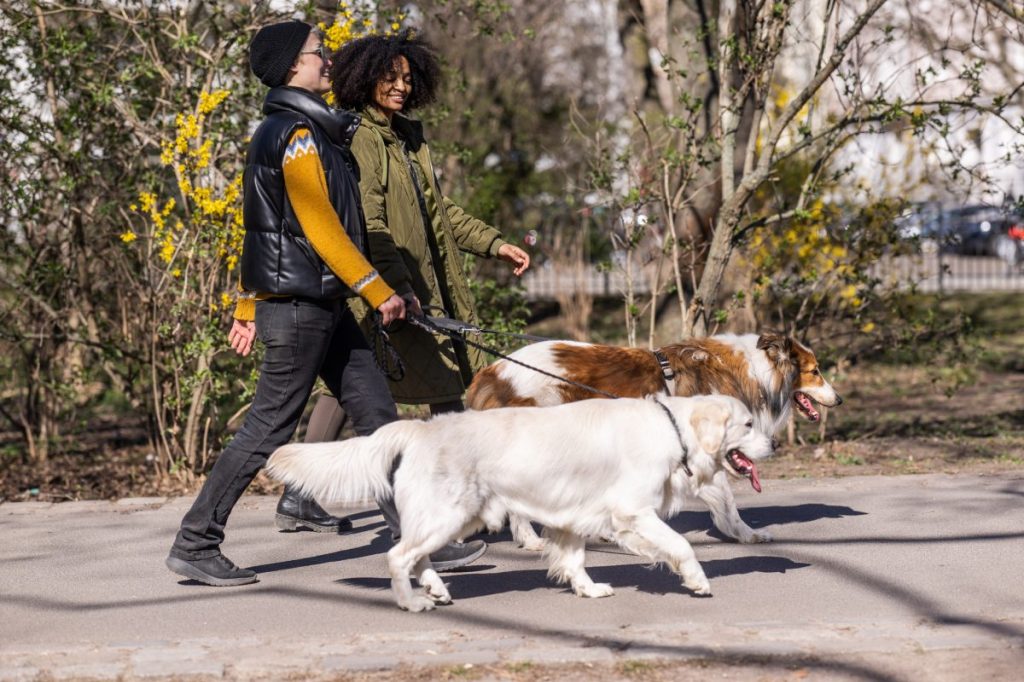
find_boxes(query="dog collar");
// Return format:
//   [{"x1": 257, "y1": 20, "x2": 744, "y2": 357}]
[
  {"x1": 653, "y1": 398, "x2": 692, "y2": 477},
  {"x1": 653, "y1": 349, "x2": 676, "y2": 394}
]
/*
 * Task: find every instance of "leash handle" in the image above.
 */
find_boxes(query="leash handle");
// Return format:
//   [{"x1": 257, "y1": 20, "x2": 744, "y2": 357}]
[{"x1": 370, "y1": 314, "x2": 405, "y2": 382}]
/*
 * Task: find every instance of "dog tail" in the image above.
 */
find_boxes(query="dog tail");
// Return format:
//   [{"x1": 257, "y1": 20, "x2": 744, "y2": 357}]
[{"x1": 265, "y1": 421, "x2": 419, "y2": 504}]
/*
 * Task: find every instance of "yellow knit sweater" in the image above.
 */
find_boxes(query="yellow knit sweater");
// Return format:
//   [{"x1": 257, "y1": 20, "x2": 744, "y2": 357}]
[{"x1": 233, "y1": 128, "x2": 392, "y2": 320}]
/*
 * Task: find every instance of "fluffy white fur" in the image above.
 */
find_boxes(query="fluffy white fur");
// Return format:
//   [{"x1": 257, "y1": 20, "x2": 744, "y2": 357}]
[{"x1": 267, "y1": 394, "x2": 772, "y2": 612}]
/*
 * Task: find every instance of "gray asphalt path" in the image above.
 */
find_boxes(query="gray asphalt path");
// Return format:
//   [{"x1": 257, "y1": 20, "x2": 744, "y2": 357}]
[{"x1": 1, "y1": 473, "x2": 1023, "y2": 681}]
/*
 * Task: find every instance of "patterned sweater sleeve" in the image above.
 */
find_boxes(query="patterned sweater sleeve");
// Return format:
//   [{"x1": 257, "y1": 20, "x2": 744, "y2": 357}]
[{"x1": 281, "y1": 128, "x2": 394, "y2": 309}]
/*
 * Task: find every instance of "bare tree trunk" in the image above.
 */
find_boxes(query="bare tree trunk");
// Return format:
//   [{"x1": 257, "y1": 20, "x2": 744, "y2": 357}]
[
  {"x1": 639, "y1": 0, "x2": 674, "y2": 112},
  {"x1": 182, "y1": 351, "x2": 212, "y2": 477},
  {"x1": 552, "y1": 215, "x2": 593, "y2": 341}
]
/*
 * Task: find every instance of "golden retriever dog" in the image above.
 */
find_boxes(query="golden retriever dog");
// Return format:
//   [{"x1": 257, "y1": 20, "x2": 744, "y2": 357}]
[
  {"x1": 466, "y1": 333, "x2": 842, "y2": 549},
  {"x1": 267, "y1": 395, "x2": 773, "y2": 611}
]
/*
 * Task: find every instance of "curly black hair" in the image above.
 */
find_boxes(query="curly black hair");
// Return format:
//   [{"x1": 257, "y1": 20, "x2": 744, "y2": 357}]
[{"x1": 330, "y1": 29, "x2": 441, "y2": 112}]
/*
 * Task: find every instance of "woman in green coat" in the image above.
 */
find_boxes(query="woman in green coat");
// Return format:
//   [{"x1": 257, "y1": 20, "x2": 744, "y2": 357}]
[{"x1": 302, "y1": 29, "x2": 530, "y2": 441}]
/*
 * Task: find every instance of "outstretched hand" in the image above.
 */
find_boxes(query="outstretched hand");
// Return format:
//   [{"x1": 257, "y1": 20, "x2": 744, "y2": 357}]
[
  {"x1": 228, "y1": 319, "x2": 256, "y2": 357},
  {"x1": 497, "y1": 243, "x2": 531, "y2": 277}
]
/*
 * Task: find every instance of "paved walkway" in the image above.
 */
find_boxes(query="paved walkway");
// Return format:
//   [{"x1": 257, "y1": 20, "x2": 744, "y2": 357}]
[{"x1": 1, "y1": 474, "x2": 1023, "y2": 680}]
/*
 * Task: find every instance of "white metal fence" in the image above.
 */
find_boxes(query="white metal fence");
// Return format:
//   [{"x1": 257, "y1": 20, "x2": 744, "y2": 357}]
[
  {"x1": 521, "y1": 266, "x2": 650, "y2": 300},
  {"x1": 522, "y1": 251, "x2": 1024, "y2": 301},
  {"x1": 870, "y1": 251, "x2": 1024, "y2": 293}
]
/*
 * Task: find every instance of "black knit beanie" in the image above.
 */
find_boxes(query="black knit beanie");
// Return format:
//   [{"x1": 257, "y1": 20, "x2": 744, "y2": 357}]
[{"x1": 249, "y1": 21, "x2": 313, "y2": 88}]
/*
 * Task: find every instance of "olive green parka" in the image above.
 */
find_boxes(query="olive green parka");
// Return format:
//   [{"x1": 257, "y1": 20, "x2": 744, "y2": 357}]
[{"x1": 347, "y1": 106, "x2": 508, "y2": 404}]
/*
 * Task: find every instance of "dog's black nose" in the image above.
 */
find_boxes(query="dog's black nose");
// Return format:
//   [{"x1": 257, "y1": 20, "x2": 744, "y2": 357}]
[
  {"x1": 834, "y1": 395, "x2": 844, "y2": 407},
  {"x1": 771, "y1": 437, "x2": 780, "y2": 451}
]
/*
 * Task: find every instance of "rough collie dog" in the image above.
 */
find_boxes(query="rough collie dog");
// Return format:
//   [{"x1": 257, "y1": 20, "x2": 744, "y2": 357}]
[
  {"x1": 466, "y1": 333, "x2": 842, "y2": 549},
  {"x1": 267, "y1": 395, "x2": 773, "y2": 612}
]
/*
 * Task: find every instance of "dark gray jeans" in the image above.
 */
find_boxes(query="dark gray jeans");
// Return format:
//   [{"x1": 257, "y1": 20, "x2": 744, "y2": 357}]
[{"x1": 170, "y1": 297, "x2": 398, "y2": 559}]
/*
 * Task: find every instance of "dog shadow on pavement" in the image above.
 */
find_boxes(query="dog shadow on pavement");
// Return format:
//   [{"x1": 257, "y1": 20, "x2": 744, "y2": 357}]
[
  {"x1": 338, "y1": 554, "x2": 810, "y2": 599},
  {"x1": 248, "y1": 505, "x2": 847, "y2": 579},
  {"x1": 670, "y1": 503, "x2": 866, "y2": 542}
]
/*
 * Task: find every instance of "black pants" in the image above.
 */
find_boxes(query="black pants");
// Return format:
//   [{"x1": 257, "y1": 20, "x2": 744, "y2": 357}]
[{"x1": 170, "y1": 298, "x2": 397, "y2": 559}]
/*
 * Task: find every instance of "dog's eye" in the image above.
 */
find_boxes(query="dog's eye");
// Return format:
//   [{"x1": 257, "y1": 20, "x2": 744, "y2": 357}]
[
  {"x1": 810, "y1": 368, "x2": 820, "y2": 376},
  {"x1": 745, "y1": 420, "x2": 753, "y2": 429}
]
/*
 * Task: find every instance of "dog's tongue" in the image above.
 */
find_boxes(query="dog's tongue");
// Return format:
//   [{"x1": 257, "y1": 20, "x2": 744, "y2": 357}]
[
  {"x1": 748, "y1": 461, "x2": 762, "y2": 493},
  {"x1": 731, "y1": 450, "x2": 763, "y2": 493}
]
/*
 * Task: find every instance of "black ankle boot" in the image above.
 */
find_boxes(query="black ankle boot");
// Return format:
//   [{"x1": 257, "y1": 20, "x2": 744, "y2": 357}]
[{"x1": 275, "y1": 486, "x2": 353, "y2": 533}]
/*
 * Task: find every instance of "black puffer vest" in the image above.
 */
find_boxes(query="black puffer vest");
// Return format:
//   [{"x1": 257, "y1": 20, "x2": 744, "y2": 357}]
[{"x1": 241, "y1": 87, "x2": 367, "y2": 299}]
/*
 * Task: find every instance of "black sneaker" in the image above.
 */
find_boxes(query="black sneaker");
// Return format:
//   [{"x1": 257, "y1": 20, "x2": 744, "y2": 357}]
[
  {"x1": 429, "y1": 540, "x2": 487, "y2": 572},
  {"x1": 165, "y1": 552, "x2": 258, "y2": 587},
  {"x1": 275, "y1": 485, "x2": 353, "y2": 533}
]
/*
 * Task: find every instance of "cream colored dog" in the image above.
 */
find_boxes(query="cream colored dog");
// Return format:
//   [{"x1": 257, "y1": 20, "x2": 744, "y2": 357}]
[{"x1": 267, "y1": 394, "x2": 773, "y2": 612}]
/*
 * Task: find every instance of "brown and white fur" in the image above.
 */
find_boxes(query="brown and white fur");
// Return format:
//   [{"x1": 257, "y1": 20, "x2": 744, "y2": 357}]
[
  {"x1": 267, "y1": 395, "x2": 773, "y2": 611},
  {"x1": 466, "y1": 332, "x2": 842, "y2": 549}
]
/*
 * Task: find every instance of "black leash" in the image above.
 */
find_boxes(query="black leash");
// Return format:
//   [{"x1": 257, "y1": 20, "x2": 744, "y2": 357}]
[
  {"x1": 374, "y1": 310, "x2": 691, "y2": 474},
  {"x1": 652, "y1": 397, "x2": 692, "y2": 476},
  {"x1": 416, "y1": 315, "x2": 552, "y2": 344},
  {"x1": 408, "y1": 314, "x2": 621, "y2": 400},
  {"x1": 408, "y1": 313, "x2": 692, "y2": 473},
  {"x1": 421, "y1": 310, "x2": 675, "y2": 393}
]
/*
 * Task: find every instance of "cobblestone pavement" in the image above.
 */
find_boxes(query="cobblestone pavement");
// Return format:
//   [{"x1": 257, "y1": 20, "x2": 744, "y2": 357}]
[{"x1": 1, "y1": 474, "x2": 1022, "y2": 681}]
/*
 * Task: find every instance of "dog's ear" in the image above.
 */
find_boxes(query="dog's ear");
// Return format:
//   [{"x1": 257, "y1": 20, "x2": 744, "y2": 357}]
[
  {"x1": 756, "y1": 332, "x2": 794, "y2": 365},
  {"x1": 689, "y1": 402, "x2": 729, "y2": 454}
]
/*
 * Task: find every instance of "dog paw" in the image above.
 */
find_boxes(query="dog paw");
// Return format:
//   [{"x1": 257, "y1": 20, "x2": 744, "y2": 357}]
[
  {"x1": 576, "y1": 582, "x2": 615, "y2": 598},
  {"x1": 426, "y1": 586, "x2": 452, "y2": 604},
  {"x1": 519, "y1": 537, "x2": 546, "y2": 552},
  {"x1": 399, "y1": 595, "x2": 437, "y2": 612},
  {"x1": 684, "y1": 577, "x2": 712, "y2": 596},
  {"x1": 738, "y1": 528, "x2": 772, "y2": 544}
]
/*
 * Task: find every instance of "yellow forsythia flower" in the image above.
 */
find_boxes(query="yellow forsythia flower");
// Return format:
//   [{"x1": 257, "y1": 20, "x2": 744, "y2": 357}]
[
  {"x1": 160, "y1": 237, "x2": 175, "y2": 263},
  {"x1": 198, "y1": 90, "x2": 230, "y2": 115},
  {"x1": 120, "y1": 231, "x2": 137, "y2": 243}
]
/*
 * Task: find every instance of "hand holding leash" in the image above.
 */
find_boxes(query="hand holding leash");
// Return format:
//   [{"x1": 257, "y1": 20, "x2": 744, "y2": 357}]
[
  {"x1": 402, "y1": 292, "x2": 423, "y2": 319},
  {"x1": 376, "y1": 293, "x2": 407, "y2": 327}
]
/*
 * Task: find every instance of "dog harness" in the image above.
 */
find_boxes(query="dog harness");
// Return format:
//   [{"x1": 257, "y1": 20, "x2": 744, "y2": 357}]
[{"x1": 652, "y1": 349, "x2": 676, "y2": 395}]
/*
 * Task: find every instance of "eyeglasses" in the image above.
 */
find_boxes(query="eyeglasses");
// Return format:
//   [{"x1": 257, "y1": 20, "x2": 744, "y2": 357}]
[{"x1": 300, "y1": 44, "x2": 330, "y2": 62}]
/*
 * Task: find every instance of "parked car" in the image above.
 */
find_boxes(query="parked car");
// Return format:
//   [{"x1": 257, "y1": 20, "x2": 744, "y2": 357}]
[
  {"x1": 893, "y1": 202, "x2": 943, "y2": 240},
  {"x1": 911, "y1": 205, "x2": 1020, "y2": 256},
  {"x1": 993, "y1": 221, "x2": 1024, "y2": 269}
]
